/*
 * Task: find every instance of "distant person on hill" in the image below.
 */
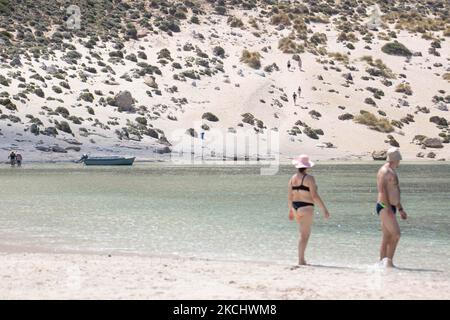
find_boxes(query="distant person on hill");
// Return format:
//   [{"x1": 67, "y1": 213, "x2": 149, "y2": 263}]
[
  {"x1": 297, "y1": 86, "x2": 302, "y2": 98},
  {"x1": 376, "y1": 147, "x2": 408, "y2": 268},
  {"x1": 287, "y1": 60, "x2": 291, "y2": 71},
  {"x1": 8, "y1": 151, "x2": 16, "y2": 166},
  {"x1": 292, "y1": 92, "x2": 297, "y2": 105},
  {"x1": 298, "y1": 57, "x2": 303, "y2": 70},
  {"x1": 288, "y1": 155, "x2": 330, "y2": 265},
  {"x1": 16, "y1": 153, "x2": 23, "y2": 167}
]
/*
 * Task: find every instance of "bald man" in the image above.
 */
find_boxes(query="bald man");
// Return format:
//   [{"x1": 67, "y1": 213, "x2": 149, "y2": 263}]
[{"x1": 376, "y1": 148, "x2": 408, "y2": 268}]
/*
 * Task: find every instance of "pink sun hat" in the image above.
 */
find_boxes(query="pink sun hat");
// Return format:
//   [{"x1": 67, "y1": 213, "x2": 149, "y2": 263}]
[{"x1": 292, "y1": 154, "x2": 315, "y2": 168}]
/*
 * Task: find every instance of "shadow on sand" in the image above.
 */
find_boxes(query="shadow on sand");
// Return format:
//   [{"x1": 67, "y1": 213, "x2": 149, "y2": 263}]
[
  {"x1": 394, "y1": 267, "x2": 443, "y2": 273},
  {"x1": 308, "y1": 264, "x2": 356, "y2": 270},
  {"x1": 289, "y1": 264, "x2": 355, "y2": 271},
  {"x1": 290, "y1": 264, "x2": 444, "y2": 273}
]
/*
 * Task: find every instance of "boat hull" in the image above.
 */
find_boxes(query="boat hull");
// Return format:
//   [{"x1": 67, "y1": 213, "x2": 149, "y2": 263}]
[{"x1": 83, "y1": 157, "x2": 135, "y2": 166}]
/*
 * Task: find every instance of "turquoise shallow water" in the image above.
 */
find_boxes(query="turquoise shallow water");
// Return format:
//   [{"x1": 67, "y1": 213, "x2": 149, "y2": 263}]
[{"x1": 0, "y1": 163, "x2": 449, "y2": 271}]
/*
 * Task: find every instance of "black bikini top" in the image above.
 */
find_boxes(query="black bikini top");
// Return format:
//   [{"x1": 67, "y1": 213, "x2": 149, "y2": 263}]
[{"x1": 292, "y1": 174, "x2": 310, "y2": 192}]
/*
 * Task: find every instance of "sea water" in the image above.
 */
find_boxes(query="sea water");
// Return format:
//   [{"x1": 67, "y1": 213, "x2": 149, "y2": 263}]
[{"x1": 0, "y1": 163, "x2": 448, "y2": 272}]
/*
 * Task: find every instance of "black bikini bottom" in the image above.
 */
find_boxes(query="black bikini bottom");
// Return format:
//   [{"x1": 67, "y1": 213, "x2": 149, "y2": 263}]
[{"x1": 292, "y1": 201, "x2": 314, "y2": 210}]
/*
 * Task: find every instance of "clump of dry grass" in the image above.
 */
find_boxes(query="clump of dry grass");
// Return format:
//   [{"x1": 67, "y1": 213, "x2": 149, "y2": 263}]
[
  {"x1": 248, "y1": 17, "x2": 259, "y2": 30},
  {"x1": 270, "y1": 13, "x2": 291, "y2": 26},
  {"x1": 309, "y1": 32, "x2": 327, "y2": 46},
  {"x1": 361, "y1": 56, "x2": 395, "y2": 79},
  {"x1": 308, "y1": 46, "x2": 328, "y2": 56},
  {"x1": 227, "y1": 16, "x2": 244, "y2": 28},
  {"x1": 443, "y1": 73, "x2": 450, "y2": 82},
  {"x1": 395, "y1": 83, "x2": 413, "y2": 95},
  {"x1": 382, "y1": 9, "x2": 447, "y2": 32},
  {"x1": 421, "y1": 32, "x2": 435, "y2": 40},
  {"x1": 328, "y1": 52, "x2": 349, "y2": 64},
  {"x1": 354, "y1": 111, "x2": 394, "y2": 133},
  {"x1": 240, "y1": 50, "x2": 262, "y2": 69},
  {"x1": 337, "y1": 32, "x2": 358, "y2": 43},
  {"x1": 444, "y1": 28, "x2": 450, "y2": 37},
  {"x1": 278, "y1": 37, "x2": 304, "y2": 54},
  {"x1": 292, "y1": 18, "x2": 307, "y2": 39},
  {"x1": 309, "y1": 14, "x2": 329, "y2": 24},
  {"x1": 389, "y1": 13, "x2": 448, "y2": 34}
]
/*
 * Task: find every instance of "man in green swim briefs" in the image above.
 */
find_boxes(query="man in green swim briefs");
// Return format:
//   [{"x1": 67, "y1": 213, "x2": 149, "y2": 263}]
[{"x1": 376, "y1": 147, "x2": 408, "y2": 268}]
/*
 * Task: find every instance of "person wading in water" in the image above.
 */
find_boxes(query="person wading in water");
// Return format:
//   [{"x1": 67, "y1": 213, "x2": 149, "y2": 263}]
[
  {"x1": 288, "y1": 155, "x2": 330, "y2": 265},
  {"x1": 376, "y1": 147, "x2": 408, "y2": 268}
]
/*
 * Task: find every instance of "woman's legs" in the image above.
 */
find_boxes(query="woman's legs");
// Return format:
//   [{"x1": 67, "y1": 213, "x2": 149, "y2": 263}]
[{"x1": 296, "y1": 207, "x2": 314, "y2": 265}]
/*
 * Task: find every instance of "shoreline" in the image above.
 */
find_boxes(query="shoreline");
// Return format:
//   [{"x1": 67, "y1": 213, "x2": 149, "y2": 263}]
[
  {"x1": 0, "y1": 249, "x2": 449, "y2": 299},
  {"x1": 0, "y1": 157, "x2": 448, "y2": 166}
]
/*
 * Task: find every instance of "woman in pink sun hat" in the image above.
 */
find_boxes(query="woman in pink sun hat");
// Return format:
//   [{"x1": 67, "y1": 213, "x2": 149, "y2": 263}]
[{"x1": 288, "y1": 154, "x2": 330, "y2": 265}]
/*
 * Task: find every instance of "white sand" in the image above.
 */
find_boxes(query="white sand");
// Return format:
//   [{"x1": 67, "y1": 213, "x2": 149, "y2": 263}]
[{"x1": 1, "y1": 251, "x2": 448, "y2": 299}]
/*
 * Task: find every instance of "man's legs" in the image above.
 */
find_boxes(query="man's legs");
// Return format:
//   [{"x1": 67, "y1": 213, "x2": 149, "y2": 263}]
[
  {"x1": 379, "y1": 209, "x2": 401, "y2": 267},
  {"x1": 380, "y1": 221, "x2": 390, "y2": 261}
]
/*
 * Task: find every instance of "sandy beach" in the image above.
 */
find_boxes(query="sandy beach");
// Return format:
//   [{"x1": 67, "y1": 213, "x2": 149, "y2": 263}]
[
  {"x1": 0, "y1": 251, "x2": 448, "y2": 300},
  {"x1": 1, "y1": 0, "x2": 449, "y2": 301}
]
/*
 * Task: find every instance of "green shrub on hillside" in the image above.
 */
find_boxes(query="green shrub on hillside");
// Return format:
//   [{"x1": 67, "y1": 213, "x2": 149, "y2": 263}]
[
  {"x1": 55, "y1": 120, "x2": 73, "y2": 134},
  {"x1": 0, "y1": 0, "x2": 11, "y2": 14},
  {"x1": 381, "y1": 41, "x2": 412, "y2": 57},
  {"x1": 202, "y1": 112, "x2": 219, "y2": 122}
]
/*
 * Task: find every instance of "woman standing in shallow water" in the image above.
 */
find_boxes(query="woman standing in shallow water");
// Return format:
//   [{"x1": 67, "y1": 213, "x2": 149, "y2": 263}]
[{"x1": 288, "y1": 155, "x2": 330, "y2": 265}]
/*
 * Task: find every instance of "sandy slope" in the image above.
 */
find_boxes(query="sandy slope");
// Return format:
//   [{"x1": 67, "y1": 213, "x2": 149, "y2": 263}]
[
  {"x1": 1, "y1": 7, "x2": 449, "y2": 163},
  {"x1": 0, "y1": 251, "x2": 448, "y2": 299}
]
